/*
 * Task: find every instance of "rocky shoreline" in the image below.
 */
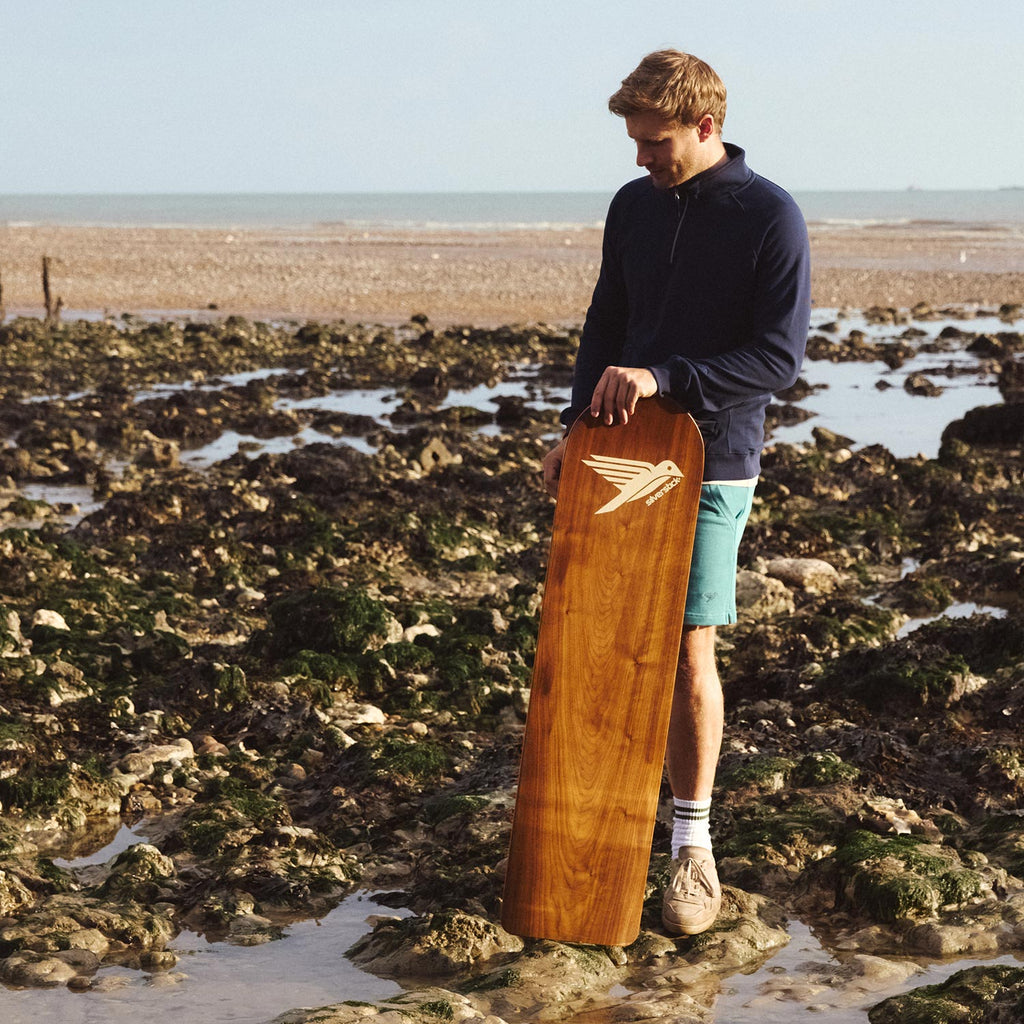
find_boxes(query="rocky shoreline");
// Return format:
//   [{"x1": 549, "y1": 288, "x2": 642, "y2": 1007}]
[{"x1": 1, "y1": 307, "x2": 1023, "y2": 1022}]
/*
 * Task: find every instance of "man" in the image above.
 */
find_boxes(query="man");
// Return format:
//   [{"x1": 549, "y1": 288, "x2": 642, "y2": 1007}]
[{"x1": 543, "y1": 50, "x2": 810, "y2": 936}]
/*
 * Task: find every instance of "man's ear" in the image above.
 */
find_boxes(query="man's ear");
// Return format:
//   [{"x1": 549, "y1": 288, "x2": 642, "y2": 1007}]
[{"x1": 696, "y1": 114, "x2": 717, "y2": 141}]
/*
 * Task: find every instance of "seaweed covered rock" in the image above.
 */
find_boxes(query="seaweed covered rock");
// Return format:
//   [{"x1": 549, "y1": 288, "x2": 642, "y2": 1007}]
[
  {"x1": 348, "y1": 910, "x2": 524, "y2": 977},
  {"x1": 832, "y1": 831, "x2": 988, "y2": 923},
  {"x1": 814, "y1": 611, "x2": 1024, "y2": 710},
  {"x1": 0, "y1": 894, "x2": 175, "y2": 986},
  {"x1": 258, "y1": 585, "x2": 402, "y2": 662},
  {"x1": 869, "y1": 965, "x2": 1024, "y2": 1023},
  {"x1": 271, "y1": 987, "x2": 513, "y2": 1024},
  {"x1": 94, "y1": 842, "x2": 176, "y2": 901}
]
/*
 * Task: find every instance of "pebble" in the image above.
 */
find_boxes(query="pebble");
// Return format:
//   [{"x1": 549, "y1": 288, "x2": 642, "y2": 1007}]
[{"x1": 30, "y1": 609, "x2": 70, "y2": 631}]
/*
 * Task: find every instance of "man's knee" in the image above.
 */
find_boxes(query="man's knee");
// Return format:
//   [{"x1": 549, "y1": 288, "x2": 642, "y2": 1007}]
[
  {"x1": 676, "y1": 625, "x2": 719, "y2": 690},
  {"x1": 679, "y1": 624, "x2": 717, "y2": 663}
]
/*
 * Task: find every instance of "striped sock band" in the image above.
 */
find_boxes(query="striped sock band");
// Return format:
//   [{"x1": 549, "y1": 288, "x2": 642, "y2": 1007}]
[{"x1": 672, "y1": 798, "x2": 712, "y2": 858}]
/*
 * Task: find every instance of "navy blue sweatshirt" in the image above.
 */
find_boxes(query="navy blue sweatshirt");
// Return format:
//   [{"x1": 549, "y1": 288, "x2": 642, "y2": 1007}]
[{"x1": 565, "y1": 143, "x2": 811, "y2": 480}]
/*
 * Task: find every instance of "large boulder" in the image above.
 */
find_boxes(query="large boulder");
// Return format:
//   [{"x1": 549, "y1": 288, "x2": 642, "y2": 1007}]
[{"x1": 942, "y1": 402, "x2": 1024, "y2": 447}]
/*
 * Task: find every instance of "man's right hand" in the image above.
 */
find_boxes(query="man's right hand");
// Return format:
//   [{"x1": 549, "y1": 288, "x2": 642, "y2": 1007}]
[
  {"x1": 542, "y1": 437, "x2": 568, "y2": 498},
  {"x1": 590, "y1": 365, "x2": 658, "y2": 426}
]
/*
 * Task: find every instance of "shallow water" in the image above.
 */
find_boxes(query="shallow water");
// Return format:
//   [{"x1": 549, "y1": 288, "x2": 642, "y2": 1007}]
[
  {"x1": 0, "y1": 892, "x2": 406, "y2": 1024},
  {"x1": 178, "y1": 425, "x2": 362, "y2": 467},
  {"x1": 51, "y1": 822, "x2": 147, "y2": 869},
  {"x1": 4, "y1": 898, "x2": 1019, "y2": 1024},
  {"x1": 182, "y1": 375, "x2": 558, "y2": 465},
  {"x1": 6, "y1": 311, "x2": 1013, "y2": 498},
  {"x1": 772, "y1": 310, "x2": 1004, "y2": 458},
  {"x1": 2, "y1": 824, "x2": 407, "y2": 1020},
  {"x1": 16, "y1": 828, "x2": 1024, "y2": 1024},
  {"x1": 711, "y1": 921, "x2": 1023, "y2": 1023},
  {"x1": 164, "y1": 310, "x2": 1015, "y2": 464},
  {"x1": 896, "y1": 601, "x2": 1009, "y2": 638},
  {"x1": 773, "y1": 360, "x2": 999, "y2": 459},
  {"x1": 277, "y1": 385, "x2": 399, "y2": 421}
]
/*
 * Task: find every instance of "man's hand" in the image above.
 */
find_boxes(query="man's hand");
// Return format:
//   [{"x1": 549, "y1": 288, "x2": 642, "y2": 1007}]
[
  {"x1": 590, "y1": 366, "x2": 658, "y2": 425},
  {"x1": 542, "y1": 436, "x2": 568, "y2": 498}
]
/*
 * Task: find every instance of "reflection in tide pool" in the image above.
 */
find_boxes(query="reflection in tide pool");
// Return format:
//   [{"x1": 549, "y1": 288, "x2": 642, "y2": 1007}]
[
  {"x1": 15, "y1": 482, "x2": 103, "y2": 526},
  {"x1": 277, "y1": 386, "x2": 399, "y2": 421},
  {"x1": 52, "y1": 823, "x2": 149, "y2": 870}
]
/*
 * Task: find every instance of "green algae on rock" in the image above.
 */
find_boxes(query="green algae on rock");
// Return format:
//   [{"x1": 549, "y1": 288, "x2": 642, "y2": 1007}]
[
  {"x1": 348, "y1": 910, "x2": 524, "y2": 978},
  {"x1": 869, "y1": 965, "x2": 1024, "y2": 1024}
]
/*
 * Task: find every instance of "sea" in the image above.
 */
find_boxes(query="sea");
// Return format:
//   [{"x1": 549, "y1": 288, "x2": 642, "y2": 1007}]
[{"x1": 1, "y1": 189, "x2": 1022, "y2": 231}]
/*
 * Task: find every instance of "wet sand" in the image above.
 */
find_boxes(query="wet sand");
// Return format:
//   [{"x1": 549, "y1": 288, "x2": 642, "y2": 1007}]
[{"x1": 1, "y1": 221, "x2": 1022, "y2": 325}]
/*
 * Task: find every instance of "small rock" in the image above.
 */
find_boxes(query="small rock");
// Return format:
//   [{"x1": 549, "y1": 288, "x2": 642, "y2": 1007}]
[
  {"x1": 145, "y1": 970, "x2": 189, "y2": 988},
  {"x1": 281, "y1": 762, "x2": 307, "y2": 782},
  {"x1": 736, "y1": 570, "x2": 796, "y2": 616},
  {"x1": 417, "y1": 438, "x2": 459, "y2": 473},
  {"x1": 812, "y1": 426, "x2": 856, "y2": 451},
  {"x1": 227, "y1": 913, "x2": 281, "y2": 946},
  {"x1": 31, "y1": 609, "x2": 69, "y2": 631},
  {"x1": 330, "y1": 702, "x2": 386, "y2": 730},
  {"x1": 64, "y1": 928, "x2": 110, "y2": 956},
  {"x1": 904, "y1": 372, "x2": 944, "y2": 397},
  {"x1": 349, "y1": 911, "x2": 524, "y2": 976},
  {"x1": 403, "y1": 622, "x2": 441, "y2": 643},
  {"x1": 0, "y1": 870, "x2": 34, "y2": 916},
  {"x1": 232, "y1": 587, "x2": 266, "y2": 607},
  {"x1": 766, "y1": 557, "x2": 841, "y2": 594},
  {"x1": 0, "y1": 951, "x2": 79, "y2": 988},
  {"x1": 194, "y1": 734, "x2": 230, "y2": 756},
  {"x1": 118, "y1": 738, "x2": 195, "y2": 778},
  {"x1": 90, "y1": 973, "x2": 132, "y2": 992}
]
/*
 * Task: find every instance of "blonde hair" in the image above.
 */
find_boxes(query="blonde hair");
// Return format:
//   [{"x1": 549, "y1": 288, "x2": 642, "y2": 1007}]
[{"x1": 608, "y1": 50, "x2": 727, "y2": 130}]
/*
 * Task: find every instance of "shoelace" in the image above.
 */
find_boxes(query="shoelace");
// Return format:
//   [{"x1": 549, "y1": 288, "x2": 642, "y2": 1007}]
[{"x1": 674, "y1": 859, "x2": 714, "y2": 900}]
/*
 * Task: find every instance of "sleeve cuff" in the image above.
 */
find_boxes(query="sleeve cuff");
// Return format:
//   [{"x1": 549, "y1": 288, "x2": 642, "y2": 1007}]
[{"x1": 648, "y1": 364, "x2": 672, "y2": 398}]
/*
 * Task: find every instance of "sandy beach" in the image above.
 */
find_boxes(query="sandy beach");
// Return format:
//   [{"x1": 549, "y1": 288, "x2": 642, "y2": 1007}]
[{"x1": 1, "y1": 221, "x2": 1022, "y2": 325}]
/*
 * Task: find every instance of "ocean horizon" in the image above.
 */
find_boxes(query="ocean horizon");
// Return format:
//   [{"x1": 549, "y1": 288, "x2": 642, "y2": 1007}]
[{"x1": 1, "y1": 189, "x2": 1022, "y2": 231}]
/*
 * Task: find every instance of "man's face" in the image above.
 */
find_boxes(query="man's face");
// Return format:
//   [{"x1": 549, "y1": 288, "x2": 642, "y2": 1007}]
[{"x1": 625, "y1": 111, "x2": 704, "y2": 190}]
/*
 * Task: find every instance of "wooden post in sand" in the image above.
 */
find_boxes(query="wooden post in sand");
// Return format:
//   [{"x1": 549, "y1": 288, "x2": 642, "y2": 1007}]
[{"x1": 42, "y1": 255, "x2": 62, "y2": 326}]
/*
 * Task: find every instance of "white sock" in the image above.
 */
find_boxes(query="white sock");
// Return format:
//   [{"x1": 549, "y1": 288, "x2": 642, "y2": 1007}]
[{"x1": 672, "y1": 798, "x2": 712, "y2": 858}]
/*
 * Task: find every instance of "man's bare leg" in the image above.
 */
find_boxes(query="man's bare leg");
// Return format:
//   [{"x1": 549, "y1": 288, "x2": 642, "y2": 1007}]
[
  {"x1": 667, "y1": 624, "x2": 723, "y2": 801},
  {"x1": 662, "y1": 623, "x2": 723, "y2": 936}
]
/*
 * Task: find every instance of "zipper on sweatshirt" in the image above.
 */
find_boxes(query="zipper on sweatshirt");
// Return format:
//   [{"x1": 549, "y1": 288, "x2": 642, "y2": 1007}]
[{"x1": 670, "y1": 189, "x2": 688, "y2": 264}]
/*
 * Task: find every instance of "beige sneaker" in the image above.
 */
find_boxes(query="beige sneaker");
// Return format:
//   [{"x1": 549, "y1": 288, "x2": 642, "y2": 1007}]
[{"x1": 662, "y1": 846, "x2": 722, "y2": 936}]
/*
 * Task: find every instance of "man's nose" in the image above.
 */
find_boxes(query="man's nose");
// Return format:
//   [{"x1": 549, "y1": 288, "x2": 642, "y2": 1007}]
[{"x1": 635, "y1": 146, "x2": 650, "y2": 167}]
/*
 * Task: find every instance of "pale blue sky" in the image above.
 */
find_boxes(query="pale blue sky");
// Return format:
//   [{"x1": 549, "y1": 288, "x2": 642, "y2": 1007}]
[{"x1": 2, "y1": 0, "x2": 1022, "y2": 194}]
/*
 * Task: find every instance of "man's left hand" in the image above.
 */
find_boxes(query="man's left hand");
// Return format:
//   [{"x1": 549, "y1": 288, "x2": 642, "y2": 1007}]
[{"x1": 590, "y1": 366, "x2": 658, "y2": 425}]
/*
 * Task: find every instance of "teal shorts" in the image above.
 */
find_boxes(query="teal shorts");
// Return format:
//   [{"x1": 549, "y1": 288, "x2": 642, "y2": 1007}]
[{"x1": 683, "y1": 483, "x2": 756, "y2": 627}]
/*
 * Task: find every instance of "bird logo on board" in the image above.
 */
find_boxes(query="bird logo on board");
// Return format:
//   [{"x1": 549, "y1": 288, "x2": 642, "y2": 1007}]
[{"x1": 582, "y1": 454, "x2": 685, "y2": 515}]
